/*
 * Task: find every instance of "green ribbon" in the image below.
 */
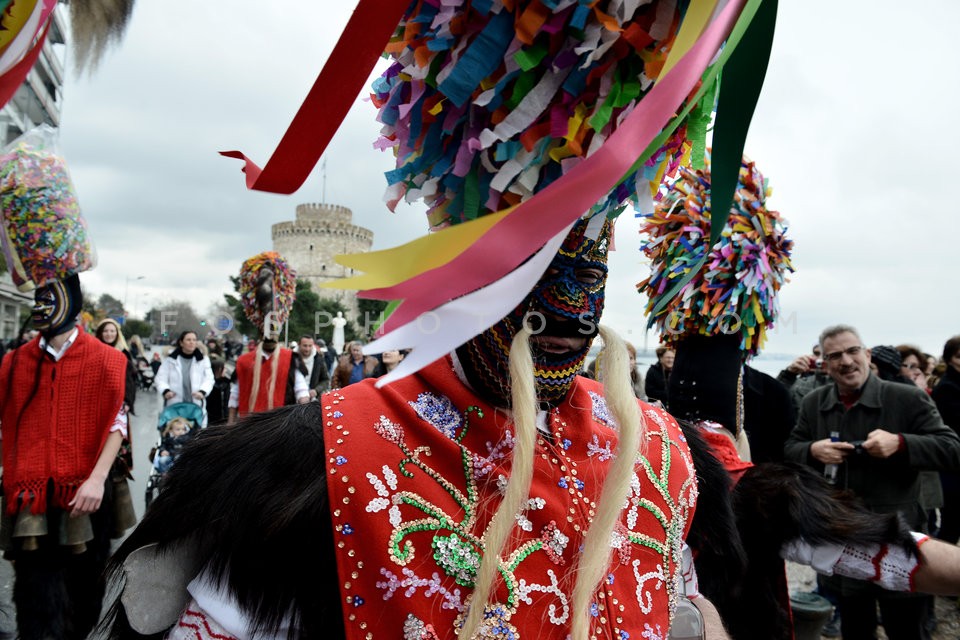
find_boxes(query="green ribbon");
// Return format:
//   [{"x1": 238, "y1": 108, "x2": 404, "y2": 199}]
[
  {"x1": 649, "y1": 0, "x2": 777, "y2": 318},
  {"x1": 709, "y1": 0, "x2": 778, "y2": 250},
  {"x1": 687, "y1": 73, "x2": 719, "y2": 170},
  {"x1": 514, "y1": 42, "x2": 548, "y2": 72}
]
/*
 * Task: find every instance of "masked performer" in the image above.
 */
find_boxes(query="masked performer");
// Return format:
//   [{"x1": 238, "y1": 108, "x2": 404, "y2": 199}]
[
  {"x1": 0, "y1": 276, "x2": 130, "y2": 640},
  {"x1": 227, "y1": 251, "x2": 308, "y2": 424},
  {"x1": 99, "y1": 2, "x2": 959, "y2": 640},
  {"x1": 0, "y1": 125, "x2": 131, "y2": 640}
]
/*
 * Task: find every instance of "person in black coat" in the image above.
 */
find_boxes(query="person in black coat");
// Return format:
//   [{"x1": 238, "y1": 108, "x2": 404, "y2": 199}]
[
  {"x1": 317, "y1": 337, "x2": 337, "y2": 377},
  {"x1": 95, "y1": 318, "x2": 138, "y2": 415},
  {"x1": 742, "y1": 365, "x2": 795, "y2": 464},
  {"x1": 205, "y1": 359, "x2": 232, "y2": 426},
  {"x1": 933, "y1": 335, "x2": 960, "y2": 543},
  {"x1": 644, "y1": 345, "x2": 674, "y2": 404}
]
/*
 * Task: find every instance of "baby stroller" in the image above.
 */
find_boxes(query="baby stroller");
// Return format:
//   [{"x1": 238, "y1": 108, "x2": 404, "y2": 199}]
[{"x1": 144, "y1": 402, "x2": 205, "y2": 508}]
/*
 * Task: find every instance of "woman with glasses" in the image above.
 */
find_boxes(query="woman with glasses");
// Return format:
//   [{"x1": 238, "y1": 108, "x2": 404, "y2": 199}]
[{"x1": 897, "y1": 344, "x2": 929, "y2": 390}]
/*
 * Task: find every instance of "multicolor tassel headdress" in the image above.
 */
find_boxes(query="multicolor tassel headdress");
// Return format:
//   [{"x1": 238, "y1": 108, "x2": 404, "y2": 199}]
[
  {"x1": 371, "y1": 0, "x2": 698, "y2": 228},
  {"x1": 638, "y1": 155, "x2": 794, "y2": 358},
  {"x1": 0, "y1": 126, "x2": 95, "y2": 291},
  {"x1": 238, "y1": 251, "x2": 297, "y2": 334},
  {"x1": 225, "y1": 0, "x2": 778, "y2": 383}
]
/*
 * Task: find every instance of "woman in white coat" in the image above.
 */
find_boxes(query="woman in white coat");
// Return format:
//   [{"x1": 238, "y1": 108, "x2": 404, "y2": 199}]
[{"x1": 155, "y1": 331, "x2": 215, "y2": 425}]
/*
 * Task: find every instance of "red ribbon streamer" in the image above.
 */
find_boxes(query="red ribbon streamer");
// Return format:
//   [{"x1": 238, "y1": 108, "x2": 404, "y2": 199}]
[
  {"x1": 220, "y1": 0, "x2": 410, "y2": 194},
  {"x1": 0, "y1": 2, "x2": 56, "y2": 112}
]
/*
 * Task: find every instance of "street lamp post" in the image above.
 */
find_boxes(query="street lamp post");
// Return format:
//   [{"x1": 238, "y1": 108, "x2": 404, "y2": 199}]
[
  {"x1": 134, "y1": 291, "x2": 150, "y2": 319},
  {"x1": 124, "y1": 275, "x2": 145, "y2": 311}
]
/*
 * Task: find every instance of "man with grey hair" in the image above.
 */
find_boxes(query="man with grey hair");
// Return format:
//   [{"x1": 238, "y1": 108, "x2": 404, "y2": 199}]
[{"x1": 785, "y1": 324, "x2": 960, "y2": 639}]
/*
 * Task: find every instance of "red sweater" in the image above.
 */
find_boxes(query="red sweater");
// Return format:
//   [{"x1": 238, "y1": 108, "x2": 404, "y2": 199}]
[
  {"x1": 0, "y1": 332, "x2": 126, "y2": 514},
  {"x1": 235, "y1": 348, "x2": 293, "y2": 417}
]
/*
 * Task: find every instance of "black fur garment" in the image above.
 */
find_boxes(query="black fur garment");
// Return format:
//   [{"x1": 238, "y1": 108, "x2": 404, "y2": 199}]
[{"x1": 102, "y1": 403, "x2": 343, "y2": 640}]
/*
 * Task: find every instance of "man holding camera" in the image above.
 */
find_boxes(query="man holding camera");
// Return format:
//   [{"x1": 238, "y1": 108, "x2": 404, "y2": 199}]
[
  {"x1": 785, "y1": 324, "x2": 960, "y2": 640},
  {"x1": 777, "y1": 343, "x2": 832, "y2": 412}
]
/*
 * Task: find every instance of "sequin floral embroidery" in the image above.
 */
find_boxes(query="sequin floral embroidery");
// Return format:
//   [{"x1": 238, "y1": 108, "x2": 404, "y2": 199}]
[{"x1": 326, "y1": 364, "x2": 696, "y2": 640}]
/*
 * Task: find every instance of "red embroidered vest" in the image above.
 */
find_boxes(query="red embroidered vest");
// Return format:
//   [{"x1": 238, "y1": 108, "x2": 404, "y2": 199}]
[
  {"x1": 235, "y1": 349, "x2": 292, "y2": 417},
  {"x1": 0, "y1": 332, "x2": 126, "y2": 514},
  {"x1": 325, "y1": 357, "x2": 697, "y2": 640}
]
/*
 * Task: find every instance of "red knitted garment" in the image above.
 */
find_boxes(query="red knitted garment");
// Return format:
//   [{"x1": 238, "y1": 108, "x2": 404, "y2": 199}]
[
  {"x1": 325, "y1": 357, "x2": 697, "y2": 640},
  {"x1": 235, "y1": 349, "x2": 292, "y2": 417},
  {"x1": 0, "y1": 332, "x2": 126, "y2": 514}
]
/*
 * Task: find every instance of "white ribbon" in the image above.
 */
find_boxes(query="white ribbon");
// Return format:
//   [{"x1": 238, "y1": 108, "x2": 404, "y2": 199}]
[{"x1": 364, "y1": 222, "x2": 573, "y2": 386}]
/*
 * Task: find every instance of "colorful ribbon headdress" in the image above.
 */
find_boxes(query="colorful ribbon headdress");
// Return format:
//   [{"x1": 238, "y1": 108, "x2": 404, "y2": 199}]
[
  {"x1": 0, "y1": 125, "x2": 96, "y2": 291},
  {"x1": 638, "y1": 155, "x2": 794, "y2": 357},
  {"x1": 238, "y1": 251, "x2": 297, "y2": 332},
  {"x1": 224, "y1": 0, "x2": 779, "y2": 381}
]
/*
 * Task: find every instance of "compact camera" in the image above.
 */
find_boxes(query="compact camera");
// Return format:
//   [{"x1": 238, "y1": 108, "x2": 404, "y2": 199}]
[{"x1": 848, "y1": 440, "x2": 867, "y2": 456}]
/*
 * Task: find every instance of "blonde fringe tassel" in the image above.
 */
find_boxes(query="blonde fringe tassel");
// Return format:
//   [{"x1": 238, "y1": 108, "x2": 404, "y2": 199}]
[
  {"x1": 249, "y1": 344, "x2": 263, "y2": 415},
  {"x1": 459, "y1": 326, "x2": 538, "y2": 639},
  {"x1": 247, "y1": 342, "x2": 281, "y2": 414},
  {"x1": 570, "y1": 325, "x2": 644, "y2": 640},
  {"x1": 267, "y1": 347, "x2": 280, "y2": 410}
]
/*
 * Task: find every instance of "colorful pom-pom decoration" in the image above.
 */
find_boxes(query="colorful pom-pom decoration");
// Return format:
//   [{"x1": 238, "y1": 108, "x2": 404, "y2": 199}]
[
  {"x1": 637, "y1": 155, "x2": 794, "y2": 358},
  {"x1": 372, "y1": 0, "x2": 705, "y2": 229},
  {"x1": 0, "y1": 126, "x2": 95, "y2": 291},
  {"x1": 239, "y1": 251, "x2": 297, "y2": 329}
]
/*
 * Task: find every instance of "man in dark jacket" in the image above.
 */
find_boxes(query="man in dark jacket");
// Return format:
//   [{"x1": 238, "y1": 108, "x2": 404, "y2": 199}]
[
  {"x1": 785, "y1": 324, "x2": 960, "y2": 640},
  {"x1": 295, "y1": 334, "x2": 330, "y2": 400},
  {"x1": 776, "y1": 344, "x2": 831, "y2": 414}
]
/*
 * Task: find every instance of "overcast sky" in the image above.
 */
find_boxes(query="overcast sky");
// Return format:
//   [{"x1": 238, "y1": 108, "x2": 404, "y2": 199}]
[{"x1": 57, "y1": 1, "x2": 959, "y2": 360}]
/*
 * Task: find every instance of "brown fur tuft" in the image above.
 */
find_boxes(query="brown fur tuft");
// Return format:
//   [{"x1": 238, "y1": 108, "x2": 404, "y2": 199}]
[{"x1": 69, "y1": 0, "x2": 135, "y2": 72}]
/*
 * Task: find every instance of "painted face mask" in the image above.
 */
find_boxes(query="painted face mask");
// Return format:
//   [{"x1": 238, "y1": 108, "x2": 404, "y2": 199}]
[
  {"x1": 31, "y1": 274, "x2": 82, "y2": 337},
  {"x1": 456, "y1": 217, "x2": 611, "y2": 408}
]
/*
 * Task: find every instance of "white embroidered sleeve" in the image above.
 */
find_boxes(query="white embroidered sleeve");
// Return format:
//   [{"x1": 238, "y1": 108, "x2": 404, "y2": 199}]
[
  {"x1": 681, "y1": 542, "x2": 701, "y2": 599},
  {"x1": 782, "y1": 532, "x2": 929, "y2": 592},
  {"x1": 109, "y1": 405, "x2": 129, "y2": 438}
]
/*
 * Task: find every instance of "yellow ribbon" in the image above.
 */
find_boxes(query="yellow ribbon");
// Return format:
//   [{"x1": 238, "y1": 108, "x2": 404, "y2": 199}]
[
  {"x1": 658, "y1": 0, "x2": 717, "y2": 80},
  {"x1": 322, "y1": 207, "x2": 515, "y2": 290}
]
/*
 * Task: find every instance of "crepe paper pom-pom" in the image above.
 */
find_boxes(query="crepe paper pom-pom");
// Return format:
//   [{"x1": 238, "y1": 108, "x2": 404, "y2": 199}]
[
  {"x1": 239, "y1": 251, "x2": 297, "y2": 329},
  {"x1": 637, "y1": 155, "x2": 794, "y2": 358},
  {"x1": 0, "y1": 139, "x2": 95, "y2": 291},
  {"x1": 372, "y1": 0, "x2": 708, "y2": 230}
]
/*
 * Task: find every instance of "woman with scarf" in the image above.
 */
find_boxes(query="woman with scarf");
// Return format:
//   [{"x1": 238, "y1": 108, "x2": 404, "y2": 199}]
[{"x1": 155, "y1": 330, "x2": 214, "y2": 426}]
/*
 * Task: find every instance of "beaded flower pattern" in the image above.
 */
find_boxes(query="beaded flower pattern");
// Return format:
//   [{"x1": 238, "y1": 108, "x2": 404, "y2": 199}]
[{"x1": 355, "y1": 390, "x2": 696, "y2": 639}]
